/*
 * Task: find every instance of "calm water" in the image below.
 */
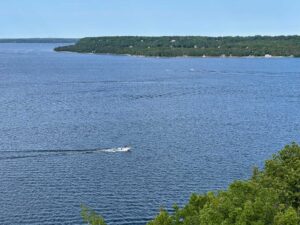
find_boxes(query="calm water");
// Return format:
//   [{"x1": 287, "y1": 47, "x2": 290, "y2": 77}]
[{"x1": 0, "y1": 44, "x2": 300, "y2": 225}]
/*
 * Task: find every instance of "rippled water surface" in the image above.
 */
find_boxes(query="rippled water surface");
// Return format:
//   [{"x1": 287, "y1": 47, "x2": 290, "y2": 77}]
[{"x1": 1, "y1": 44, "x2": 300, "y2": 225}]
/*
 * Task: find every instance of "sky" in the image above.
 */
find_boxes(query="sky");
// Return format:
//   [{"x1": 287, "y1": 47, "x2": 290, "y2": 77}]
[{"x1": 0, "y1": 0, "x2": 299, "y2": 38}]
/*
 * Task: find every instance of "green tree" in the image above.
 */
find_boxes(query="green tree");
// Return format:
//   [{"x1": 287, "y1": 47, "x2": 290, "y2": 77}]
[
  {"x1": 81, "y1": 205, "x2": 107, "y2": 225},
  {"x1": 147, "y1": 209, "x2": 174, "y2": 225},
  {"x1": 81, "y1": 143, "x2": 300, "y2": 225},
  {"x1": 147, "y1": 143, "x2": 300, "y2": 225},
  {"x1": 274, "y1": 207, "x2": 300, "y2": 225}
]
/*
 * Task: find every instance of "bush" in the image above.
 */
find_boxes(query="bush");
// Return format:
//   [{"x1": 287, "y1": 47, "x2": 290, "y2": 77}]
[
  {"x1": 81, "y1": 143, "x2": 300, "y2": 225},
  {"x1": 147, "y1": 143, "x2": 300, "y2": 225}
]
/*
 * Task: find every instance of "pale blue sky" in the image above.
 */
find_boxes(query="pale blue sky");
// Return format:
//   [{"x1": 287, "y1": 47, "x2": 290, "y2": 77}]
[{"x1": 0, "y1": 0, "x2": 299, "y2": 38}]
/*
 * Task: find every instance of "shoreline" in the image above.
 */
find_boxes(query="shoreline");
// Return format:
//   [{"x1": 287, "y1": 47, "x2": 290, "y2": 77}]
[
  {"x1": 53, "y1": 35, "x2": 300, "y2": 59},
  {"x1": 54, "y1": 50, "x2": 297, "y2": 59}
]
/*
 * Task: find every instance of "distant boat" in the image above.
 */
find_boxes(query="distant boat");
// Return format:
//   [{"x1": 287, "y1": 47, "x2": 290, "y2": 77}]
[
  {"x1": 116, "y1": 146, "x2": 131, "y2": 152},
  {"x1": 99, "y1": 146, "x2": 132, "y2": 153}
]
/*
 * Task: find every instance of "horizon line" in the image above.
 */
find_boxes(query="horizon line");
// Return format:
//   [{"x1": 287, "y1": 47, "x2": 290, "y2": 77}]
[{"x1": 1, "y1": 34, "x2": 300, "y2": 39}]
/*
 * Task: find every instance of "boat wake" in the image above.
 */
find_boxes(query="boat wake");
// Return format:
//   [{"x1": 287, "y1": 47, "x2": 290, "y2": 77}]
[{"x1": 0, "y1": 146, "x2": 132, "y2": 161}]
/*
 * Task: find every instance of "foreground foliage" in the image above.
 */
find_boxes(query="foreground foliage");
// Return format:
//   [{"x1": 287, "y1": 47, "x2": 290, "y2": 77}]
[
  {"x1": 148, "y1": 143, "x2": 300, "y2": 225},
  {"x1": 56, "y1": 36, "x2": 300, "y2": 57},
  {"x1": 81, "y1": 205, "x2": 107, "y2": 225},
  {"x1": 82, "y1": 143, "x2": 300, "y2": 225}
]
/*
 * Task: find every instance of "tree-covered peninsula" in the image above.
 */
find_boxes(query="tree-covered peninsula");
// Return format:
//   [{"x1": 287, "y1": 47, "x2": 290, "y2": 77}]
[
  {"x1": 81, "y1": 143, "x2": 300, "y2": 225},
  {"x1": 55, "y1": 36, "x2": 300, "y2": 57}
]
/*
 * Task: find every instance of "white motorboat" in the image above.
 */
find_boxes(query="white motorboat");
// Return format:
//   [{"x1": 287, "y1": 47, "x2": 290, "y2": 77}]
[{"x1": 100, "y1": 146, "x2": 132, "y2": 153}]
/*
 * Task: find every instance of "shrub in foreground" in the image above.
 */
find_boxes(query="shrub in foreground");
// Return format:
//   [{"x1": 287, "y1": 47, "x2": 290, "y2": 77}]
[{"x1": 82, "y1": 143, "x2": 300, "y2": 225}]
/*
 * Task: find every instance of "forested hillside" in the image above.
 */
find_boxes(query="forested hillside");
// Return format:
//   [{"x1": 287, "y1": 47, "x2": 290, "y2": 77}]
[{"x1": 55, "y1": 36, "x2": 300, "y2": 57}]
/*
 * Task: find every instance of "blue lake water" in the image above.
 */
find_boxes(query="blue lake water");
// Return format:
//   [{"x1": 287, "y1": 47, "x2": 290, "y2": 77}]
[{"x1": 0, "y1": 43, "x2": 300, "y2": 225}]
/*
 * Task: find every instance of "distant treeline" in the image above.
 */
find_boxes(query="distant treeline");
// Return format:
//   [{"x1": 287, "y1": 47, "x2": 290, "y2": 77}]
[
  {"x1": 0, "y1": 38, "x2": 78, "y2": 43},
  {"x1": 55, "y1": 36, "x2": 300, "y2": 57}
]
